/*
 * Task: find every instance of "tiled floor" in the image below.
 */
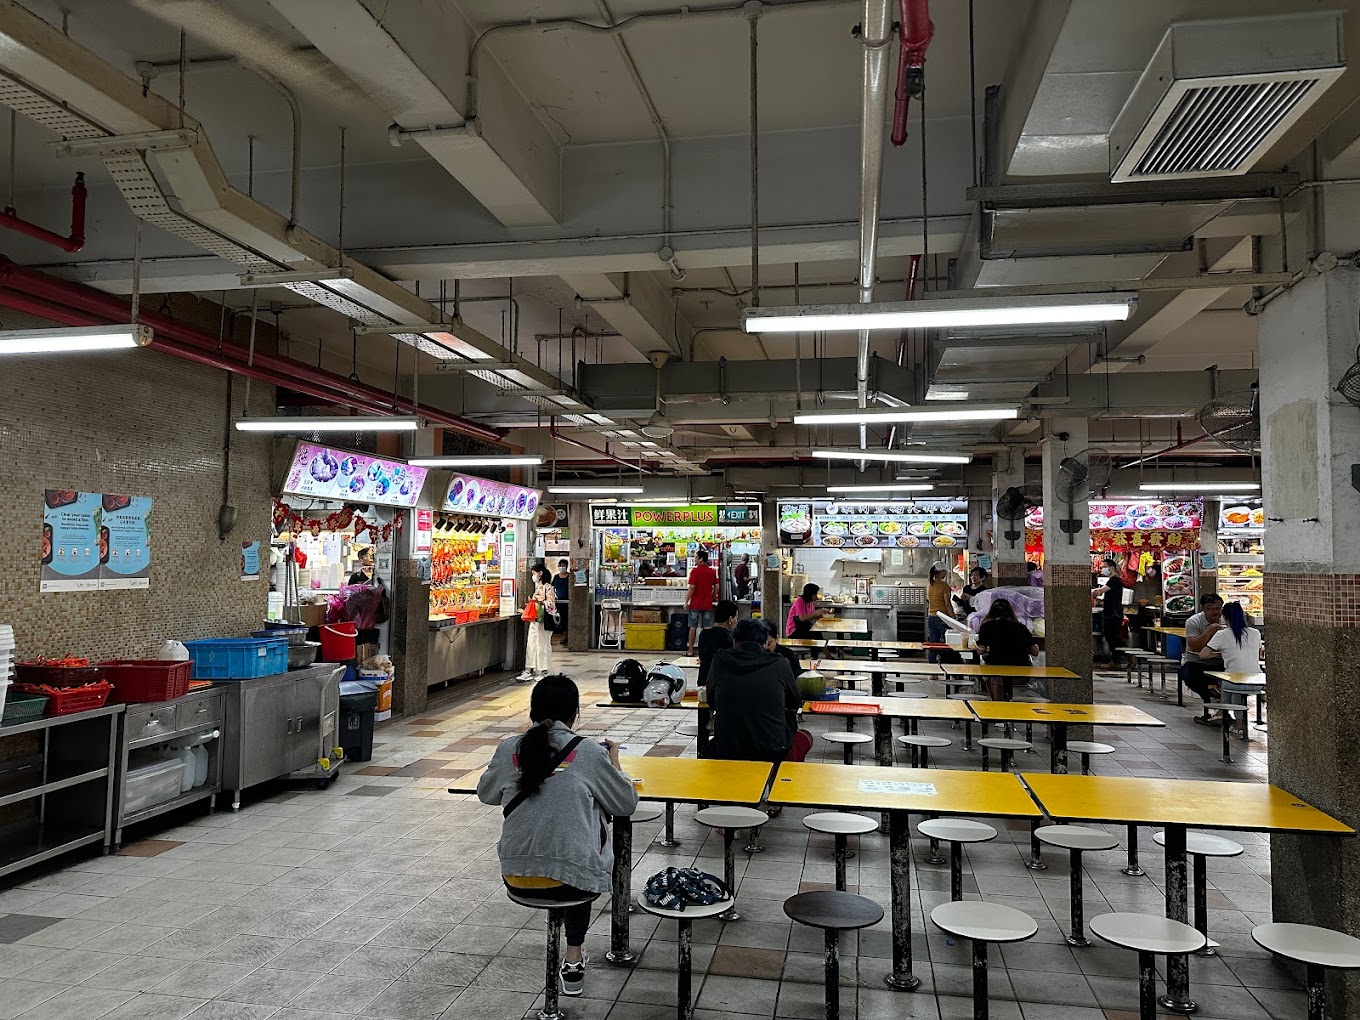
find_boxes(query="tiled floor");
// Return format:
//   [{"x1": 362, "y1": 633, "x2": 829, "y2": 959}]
[{"x1": 0, "y1": 651, "x2": 1291, "y2": 1020}]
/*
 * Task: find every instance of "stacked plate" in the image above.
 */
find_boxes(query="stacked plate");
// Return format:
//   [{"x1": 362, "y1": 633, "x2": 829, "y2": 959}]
[{"x1": 0, "y1": 623, "x2": 13, "y2": 718}]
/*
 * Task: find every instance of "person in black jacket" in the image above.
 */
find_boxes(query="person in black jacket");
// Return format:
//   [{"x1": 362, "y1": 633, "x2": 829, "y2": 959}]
[
  {"x1": 696, "y1": 599, "x2": 738, "y2": 687},
  {"x1": 707, "y1": 618, "x2": 811, "y2": 766}
]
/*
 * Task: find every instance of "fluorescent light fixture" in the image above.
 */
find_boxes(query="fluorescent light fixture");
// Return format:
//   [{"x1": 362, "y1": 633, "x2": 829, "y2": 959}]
[
  {"x1": 1139, "y1": 482, "x2": 1260, "y2": 492},
  {"x1": 812, "y1": 450, "x2": 972, "y2": 465},
  {"x1": 827, "y1": 484, "x2": 935, "y2": 493},
  {"x1": 408, "y1": 455, "x2": 543, "y2": 467},
  {"x1": 924, "y1": 391, "x2": 970, "y2": 401},
  {"x1": 743, "y1": 292, "x2": 1136, "y2": 333},
  {"x1": 234, "y1": 415, "x2": 420, "y2": 433},
  {"x1": 544, "y1": 492, "x2": 644, "y2": 500},
  {"x1": 794, "y1": 407, "x2": 1018, "y2": 426},
  {"x1": 0, "y1": 324, "x2": 151, "y2": 355}
]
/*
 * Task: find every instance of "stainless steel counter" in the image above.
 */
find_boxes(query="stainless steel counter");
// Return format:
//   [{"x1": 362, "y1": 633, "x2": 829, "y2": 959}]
[{"x1": 428, "y1": 615, "x2": 518, "y2": 687}]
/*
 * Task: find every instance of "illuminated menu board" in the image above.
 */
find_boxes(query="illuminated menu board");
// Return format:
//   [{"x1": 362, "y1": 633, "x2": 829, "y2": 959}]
[
  {"x1": 282, "y1": 444, "x2": 428, "y2": 508},
  {"x1": 442, "y1": 473, "x2": 542, "y2": 520}
]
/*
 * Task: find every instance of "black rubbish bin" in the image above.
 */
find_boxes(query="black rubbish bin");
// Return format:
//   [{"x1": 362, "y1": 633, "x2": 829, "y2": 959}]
[{"x1": 340, "y1": 691, "x2": 378, "y2": 763}]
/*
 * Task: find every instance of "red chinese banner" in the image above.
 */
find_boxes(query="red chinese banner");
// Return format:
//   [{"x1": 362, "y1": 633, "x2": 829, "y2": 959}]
[{"x1": 1024, "y1": 529, "x2": 1200, "y2": 554}]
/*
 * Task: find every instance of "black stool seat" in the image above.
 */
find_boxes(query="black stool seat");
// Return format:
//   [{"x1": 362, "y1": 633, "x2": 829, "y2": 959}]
[
  {"x1": 504, "y1": 888, "x2": 598, "y2": 1020},
  {"x1": 506, "y1": 889, "x2": 596, "y2": 911},
  {"x1": 783, "y1": 890, "x2": 884, "y2": 931}
]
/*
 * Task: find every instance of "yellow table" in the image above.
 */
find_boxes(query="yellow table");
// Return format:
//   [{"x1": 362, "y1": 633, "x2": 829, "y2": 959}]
[
  {"x1": 824, "y1": 638, "x2": 927, "y2": 660},
  {"x1": 816, "y1": 658, "x2": 942, "y2": 699},
  {"x1": 813, "y1": 617, "x2": 869, "y2": 635},
  {"x1": 940, "y1": 662, "x2": 1078, "y2": 701},
  {"x1": 1207, "y1": 670, "x2": 1267, "y2": 729},
  {"x1": 968, "y1": 701, "x2": 1163, "y2": 773},
  {"x1": 1146, "y1": 625, "x2": 1187, "y2": 659},
  {"x1": 770, "y1": 761, "x2": 1041, "y2": 991},
  {"x1": 1024, "y1": 773, "x2": 1354, "y2": 1012},
  {"x1": 781, "y1": 637, "x2": 828, "y2": 650},
  {"x1": 808, "y1": 695, "x2": 972, "y2": 765}
]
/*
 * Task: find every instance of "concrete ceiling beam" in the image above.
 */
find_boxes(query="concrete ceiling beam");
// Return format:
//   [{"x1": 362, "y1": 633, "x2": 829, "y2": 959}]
[{"x1": 560, "y1": 271, "x2": 692, "y2": 362}]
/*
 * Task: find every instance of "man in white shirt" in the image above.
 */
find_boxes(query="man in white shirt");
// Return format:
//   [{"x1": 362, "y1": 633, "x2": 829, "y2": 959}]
[{"x1": 1178, "y1": 593, "x2": 1225, "y2": 721}]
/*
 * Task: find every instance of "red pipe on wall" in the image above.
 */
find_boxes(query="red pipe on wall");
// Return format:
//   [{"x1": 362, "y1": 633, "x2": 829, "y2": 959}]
[
  {"x1": 0, "y1": 258, "x2": 504, "y2": 441},
  {"x1": 0, "y1": 173, "x2": 87, "y2": 252},
  {"x1": 890, "y1": 0, "x2": 933, "y2": 147}
]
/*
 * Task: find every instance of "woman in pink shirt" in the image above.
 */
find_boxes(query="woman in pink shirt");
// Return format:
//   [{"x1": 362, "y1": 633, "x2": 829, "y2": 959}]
[{"x1": 786, "y1": 582, "x2": 830, "y2": 639}]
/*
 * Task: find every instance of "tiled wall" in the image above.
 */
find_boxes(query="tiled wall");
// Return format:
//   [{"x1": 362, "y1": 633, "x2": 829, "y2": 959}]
[
  {"x1": 1263, "y1": 572, "x2": 1360, "y2": 628},
  {"x1": 0, "y1": 341, "x2": 275, "y2": 660}
]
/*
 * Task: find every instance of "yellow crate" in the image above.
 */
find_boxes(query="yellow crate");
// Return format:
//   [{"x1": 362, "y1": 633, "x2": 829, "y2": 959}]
[{"x1": 624, "y1": 622, "x2": 668, "y2": 651}]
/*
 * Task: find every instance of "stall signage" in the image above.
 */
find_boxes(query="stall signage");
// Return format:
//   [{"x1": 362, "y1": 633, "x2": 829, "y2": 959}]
[
  {"x1": 590, "y1": 505, "x2": 630, "y2": 527},
  {"x1": 41, "y1": 489, "x2": 153, "y2": 593},
  {"x1": 442, "y1": 473, "x2": 542, "y2": 520},
  {"x1": 1024, "y1": 500, "x2": 1202, "y2": 533},
  {"x1": 588, "y1": 504, "x2": 760, "y2": 527},
  {"x1": 780, "y1": 499, "x2": 968, "y2": 549},
  {"x1": 283, "y1": 443, "x2": 428, "y2": 508},
  {"x1": 631, "y1": 504, "x2": 721, "y2": 526},
  {"x1": 1219, "y1": 498, "x2": 1264, "y2": 534}
]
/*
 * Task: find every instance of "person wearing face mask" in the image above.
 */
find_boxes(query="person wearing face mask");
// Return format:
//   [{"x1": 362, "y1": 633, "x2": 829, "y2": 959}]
[{"x1": 1094, "y1": 557, "x2": 1126, "y2": 665}]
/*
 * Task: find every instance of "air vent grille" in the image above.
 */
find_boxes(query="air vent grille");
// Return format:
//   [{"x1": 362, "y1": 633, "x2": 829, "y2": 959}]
[{"x1": 1131, "y1": 78, "x2": 1317, "y2": 178}]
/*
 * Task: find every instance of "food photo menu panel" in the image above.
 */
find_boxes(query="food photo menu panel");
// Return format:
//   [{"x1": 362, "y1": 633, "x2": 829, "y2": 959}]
[{"x1": 779, "y1": 500, "x2": 968, "y2": 549}]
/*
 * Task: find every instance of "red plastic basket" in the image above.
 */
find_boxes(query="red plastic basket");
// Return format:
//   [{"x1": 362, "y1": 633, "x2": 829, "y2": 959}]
[
  {"x1": 13, "y1": 681, "x2": 113, "y2": 716},
  {"x1": 807, "y1": 700, "x2": 881, "y2": 716},
  {"x1": 98, "y1": 660, "x2": 192, "y2": 703},
  {"x1": 14, "y1": 662, "x2": 103, "y2": 687}
]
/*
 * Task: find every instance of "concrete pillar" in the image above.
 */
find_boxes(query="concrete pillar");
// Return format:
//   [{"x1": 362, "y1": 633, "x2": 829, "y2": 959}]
[
  {"x1": 1041, "y1": 419, "x2": 1094, "y2": 706},
  {"x1": 760, "y1": 498, "x2": 782, "y2": 633},
  {"x1": 1259, "y1": 271, "x2": 1360, "y2": 1016},
  {"x1": 991, "y1": 451, "x2": 1029, "y2": 586},
  {"x1": 1198, "y1": 498, "x2": 1219, "y2": 597},
  {"x1": 564, "y1": 502, "x2": 592, "y2": 652},
  {"x1": 389, "y1": 563, "x2": 429, "y2": 717}
]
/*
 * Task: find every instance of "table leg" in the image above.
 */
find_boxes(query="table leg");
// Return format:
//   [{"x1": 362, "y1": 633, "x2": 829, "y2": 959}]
[
  {"x1": 872, "y1": 674, "x2": 884, "y2": 698},
  {"x1": 1219, "y1": 714, "x2": 1233, "y2": 764},
  {"x1": 884, "y1": 809, "x2": 921, "y2": 991},
  {"x1": 949, "y1": 841, "x2": 963, "y2": 902},
  {"x1": 1192, "y1": 854, "x2": 1212, "y2": 957},
  {"x1": 873, "y1": 714, "x2": 893, "y2": 767},
  {"x1": 658, "y1": 802, "x2": 679, "y2": 847},
  {"x1": 697, "y1": 706, "x2": 710, "y2": 758},
  {"x1": 1025, "y1": 818, "x2": 1047, "y2": 871},
  {"x1": 1122, "y1": 824, "x2": 1144, "y2": 876},
  {"x1": 720, "y1": 829, "x2": 740, "y2": 921},
  {"x1": 1159, "y1": 824, "x2": 1197, "y2": 1014},
  {"x1": 1051, "y1": 723, "x2": 1068, "y2": 775},
  {"x1": 1255, "y1": 693, "x2": 1266, "y2": 729},
  {"x1": 963, "y1": 720, "x2": 974, "y2": 752},
  {"x1": 607, "y1": 816, "x2": 635, "y2": 964}
]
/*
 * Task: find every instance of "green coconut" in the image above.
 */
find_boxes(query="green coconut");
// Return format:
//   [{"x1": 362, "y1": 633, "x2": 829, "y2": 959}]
[{"x1": 796, "y1": 669, "x2": 827, "y2": 699}]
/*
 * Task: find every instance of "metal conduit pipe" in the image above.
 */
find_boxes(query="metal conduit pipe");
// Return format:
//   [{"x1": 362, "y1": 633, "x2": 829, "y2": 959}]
[
  {"x1": 855, "y1": 0, "x2": 896, "y2": 451},
  {"x1": 547, "y1": 421, "x2": 656, "y2": 474},
  {"x1": 0, "y1": 258, "x2": 503, "y2": 440}
]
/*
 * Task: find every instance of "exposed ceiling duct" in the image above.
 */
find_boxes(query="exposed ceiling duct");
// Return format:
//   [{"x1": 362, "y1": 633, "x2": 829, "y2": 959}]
[
  {"x1": 0, "y1": 0, "x2": 589, "y2": 423},
  {"x1": 1110, "y1": 12, "x2": 1345, "y2": 184}
]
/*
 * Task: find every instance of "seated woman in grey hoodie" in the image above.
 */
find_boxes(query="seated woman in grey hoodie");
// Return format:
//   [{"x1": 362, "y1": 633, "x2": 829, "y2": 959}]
[{"x1": 477, "y1": 674, "x2": 638, "y2": 998}]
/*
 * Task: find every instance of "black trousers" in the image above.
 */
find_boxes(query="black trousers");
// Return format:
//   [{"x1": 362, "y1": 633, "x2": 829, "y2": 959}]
[
  {"x1": 505, "y1": 881, "x2": 596, "y2": 945},
  {"x1": 1102, "y1": 614, "x2": 1124, "y2": 663},
  {"x1": 1179, "y1": 660, "x2": 1225, "y2": 705}
]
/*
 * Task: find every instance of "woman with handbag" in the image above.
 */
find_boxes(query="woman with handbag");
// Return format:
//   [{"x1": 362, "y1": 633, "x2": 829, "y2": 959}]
[
  {"x1": 519, "y1": 562, "x2": 558, "y2": 682},
  {"x1": 477, "y1": 674, "x2": 637, "y2": 997}
]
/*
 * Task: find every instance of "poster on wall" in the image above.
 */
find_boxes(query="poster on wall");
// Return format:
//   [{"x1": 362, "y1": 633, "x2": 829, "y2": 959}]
[
  {"x1": 99, "y1": 494, "x2": 152, "y2": 590},
  {"x1": 240, "y1": 541, "x2": 262, "y2": 581},
  {"x1": 41, "y1": 490, "x2": 101, "y2": 592}
]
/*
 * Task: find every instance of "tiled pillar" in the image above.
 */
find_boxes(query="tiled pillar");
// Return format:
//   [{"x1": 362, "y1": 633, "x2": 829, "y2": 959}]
[
  {"x1": 1041, "y1": 420, "x2": 1093, "y2": 706},
  {"x1": 1198, "y1": 498, "x2": 1219, "y2": 597},
  {"x1": 1259, "y1": 271, "x2": 1360, "y2": 1016},
  {"x1": 991, "y1": 451, "x2": 1029, "y2": 587},
  {"x1": 566, "y1": 502, "x2": 592, "y2": 652}
]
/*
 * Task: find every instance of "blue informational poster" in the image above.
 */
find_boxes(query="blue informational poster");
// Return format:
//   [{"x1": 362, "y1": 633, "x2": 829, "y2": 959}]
[
  {"x1": 41, "y1": 490, "x2": 101, "y2": 593},
  {"x1": 99, "y1": 494, "x2": 152, "y2": 590},
  {"x1": 240, "y1": 540, "x2": 262, "y2": 581}
]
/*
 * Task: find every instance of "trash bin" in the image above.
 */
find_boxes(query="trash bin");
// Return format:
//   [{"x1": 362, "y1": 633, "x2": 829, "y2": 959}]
[{"x1": 339, "y1": 691, "x2": 378, "y2": 763}]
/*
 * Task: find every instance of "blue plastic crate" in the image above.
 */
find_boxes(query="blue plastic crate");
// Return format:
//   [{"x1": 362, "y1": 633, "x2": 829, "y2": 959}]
[{"x1": 184, "y1": 637, "x2": 289, "y2": 680}]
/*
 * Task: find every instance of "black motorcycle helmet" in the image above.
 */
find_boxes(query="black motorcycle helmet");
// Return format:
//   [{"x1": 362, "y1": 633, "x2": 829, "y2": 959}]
[{"x1": 609, "y1": 658, "x2": 648, "y2": 702}]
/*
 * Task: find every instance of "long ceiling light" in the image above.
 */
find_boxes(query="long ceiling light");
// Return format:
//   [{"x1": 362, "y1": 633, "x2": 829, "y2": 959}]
[
  {"x1": 812, "y1": 450, "x2": 972, "y2": 465},
  {"x1": 408, "y1": 455, "x2": 543, "y2": 467},
  {"x1": 0, "y1": 324, "x2": 151, "y2": 355},
  {"x1": 544, "y1": 492, "x2": 644, "y2": 500},
  {"x1": 827, "y1": 484, "x2": 935, "y2": 493},
  {"x1": 1139, "y1": 482, "x2": 1260, "y2": 492},
  {"x1": 795, "y1": 407, "x2": 1018, "y2": 426},
  {"x1": 234, "y1": 415, "x2": 421, "y2": 433},
  {"x1": 743, "y1": 292, "x2": 1136, "y2": 333}
]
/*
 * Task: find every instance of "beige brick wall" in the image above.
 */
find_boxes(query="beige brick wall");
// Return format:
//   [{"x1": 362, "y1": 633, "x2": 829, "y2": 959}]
[{"x1": 0, "y1": 343, "x2": 276, "y2": 660}]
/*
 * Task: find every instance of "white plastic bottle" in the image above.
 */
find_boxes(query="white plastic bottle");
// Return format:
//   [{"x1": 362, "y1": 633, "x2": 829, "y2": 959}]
[{"x1": 176, "y1": 746, "x2": 195, "y2": 792}]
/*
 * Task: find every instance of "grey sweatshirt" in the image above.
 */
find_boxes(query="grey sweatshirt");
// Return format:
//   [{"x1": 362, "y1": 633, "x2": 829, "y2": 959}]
[{"x1": 476, "y1": 721, "x2": 639, "y2": 895}]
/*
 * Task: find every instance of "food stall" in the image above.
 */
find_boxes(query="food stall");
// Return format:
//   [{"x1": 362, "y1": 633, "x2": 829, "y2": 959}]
[
  {"x1": 427, "y1": 473, "x2": 540, "y2": 685},
  {"x1": 777, "y1": 499, "x2": 969, "y2": 641},
  {"x1": 1217, "y1": 498, "x2": 1264, "y2": 619},
  {"x1": 589, "y1": 503, "x2": 762, "y2": 650},
  {"x1": 273, "y1": 442, "x2": 428, "y2": 639}
]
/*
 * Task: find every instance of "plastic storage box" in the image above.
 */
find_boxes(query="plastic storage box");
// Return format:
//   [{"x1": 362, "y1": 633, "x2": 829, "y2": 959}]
[
  {"x1": 183, "y1": 637, "x2": 288, "y2": 680},
  {"x1": 124, "y1": 758, "x2": 184, "y2": 814},
  {"x1": 99, "y1": 660, "x2": 192, "y2": 702},
  {"x1": 624, "y1": 622, "x2": 668, "y2": 651}
]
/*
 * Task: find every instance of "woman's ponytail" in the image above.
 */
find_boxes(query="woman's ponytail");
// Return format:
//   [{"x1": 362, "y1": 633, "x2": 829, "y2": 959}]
[{"x1": 516, "y1": 718, "x2": 556, "y2": 797}]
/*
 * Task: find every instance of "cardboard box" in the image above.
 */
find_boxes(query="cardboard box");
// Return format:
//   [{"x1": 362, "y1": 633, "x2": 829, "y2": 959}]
[
  {"x1": 297, "y1": 603, "x2": 327, "y2": 628},
  {"x1": 376, "y1": 678, "x2": 393, "y2": 713},
  {"x1": 630, "y1": 609, "x2": 662, "y2": 624}
]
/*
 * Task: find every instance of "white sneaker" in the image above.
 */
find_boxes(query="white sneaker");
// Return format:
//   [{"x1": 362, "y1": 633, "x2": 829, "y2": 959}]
[{"x1": 517, "y1": 670, "x2": 534, "y2": 682}]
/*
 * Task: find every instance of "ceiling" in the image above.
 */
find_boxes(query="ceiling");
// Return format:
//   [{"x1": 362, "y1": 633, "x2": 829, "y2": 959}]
[{"x1": 0, "y1": 0, "x2": 1354, "y2": 492}]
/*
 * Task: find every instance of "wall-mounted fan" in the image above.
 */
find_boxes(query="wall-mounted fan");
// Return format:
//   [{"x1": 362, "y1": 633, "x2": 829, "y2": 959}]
[{"x1": 1055, "y1": 448, "x2": 1112, "y2": 545}]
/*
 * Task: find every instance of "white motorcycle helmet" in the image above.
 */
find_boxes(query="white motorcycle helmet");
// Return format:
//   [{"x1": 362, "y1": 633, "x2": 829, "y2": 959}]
[{"x1": 643, "y1": 661, "x2": 686, "y2": 707}]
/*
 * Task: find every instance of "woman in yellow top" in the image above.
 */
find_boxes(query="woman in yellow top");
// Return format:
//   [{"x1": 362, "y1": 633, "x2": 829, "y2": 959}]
[{"x1": 926, "y1": 566, "x2": 953, "y2": 663}]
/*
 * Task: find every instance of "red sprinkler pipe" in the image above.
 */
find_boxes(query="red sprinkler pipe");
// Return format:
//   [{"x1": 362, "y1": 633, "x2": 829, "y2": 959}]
[
  {"x1": 890, "y1": 0, "x2": 933, "y2": 147},
  {"x1": 0, "y1": 173, "x2": 86, "y2": 252},
  {"x1": 0, "y1": 259, "x2": 504, "y2": 441}
]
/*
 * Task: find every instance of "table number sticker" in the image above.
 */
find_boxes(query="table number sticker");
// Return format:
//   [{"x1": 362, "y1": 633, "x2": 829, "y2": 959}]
[{"x1": 858, "y1": 780, "x2": 937, "y2": 796}]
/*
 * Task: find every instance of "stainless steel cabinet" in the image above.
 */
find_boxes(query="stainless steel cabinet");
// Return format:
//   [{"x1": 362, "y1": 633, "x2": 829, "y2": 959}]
[{"x1": 218, "y1": 664, "x2": 343, "y2": 809}]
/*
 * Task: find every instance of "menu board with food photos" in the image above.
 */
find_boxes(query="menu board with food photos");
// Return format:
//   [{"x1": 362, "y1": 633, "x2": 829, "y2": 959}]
[
  {"x1": 779, "y1": 499, "x2": 968, "y2": 549},
  {"x1": 1219, "y1": 498, "x2": 1264, "y2": 534},
  {"x1": 442, "y1": 473, "x2": 542, "y2": 520},
  {"x1": 283, "y1": 443, "x2": 428, "y2": 509}
]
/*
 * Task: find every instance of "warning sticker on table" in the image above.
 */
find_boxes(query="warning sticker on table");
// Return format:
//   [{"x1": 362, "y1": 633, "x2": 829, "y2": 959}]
[{"x1": 857, "y1": 780, "x2": 937, "y2": 796}]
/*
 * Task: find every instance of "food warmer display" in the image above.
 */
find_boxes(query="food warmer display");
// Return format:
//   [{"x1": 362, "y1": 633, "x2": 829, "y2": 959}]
[{"x1": 1217, "y1": 499, "x2": 1264, "y2": 619}]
